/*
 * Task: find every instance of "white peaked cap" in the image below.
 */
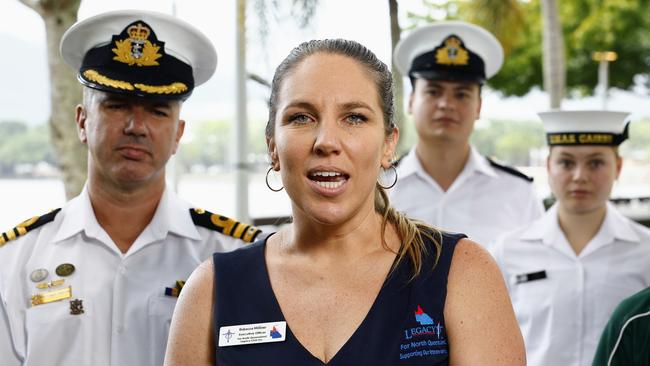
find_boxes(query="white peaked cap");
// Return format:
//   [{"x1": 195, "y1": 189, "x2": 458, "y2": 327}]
[{"x1": 539, "y1": 110, "x2": 631, "y2": 146}]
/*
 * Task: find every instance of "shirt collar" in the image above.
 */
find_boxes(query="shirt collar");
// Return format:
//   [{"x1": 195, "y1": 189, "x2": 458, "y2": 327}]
[
  {"x1": 52, "y1": 184, "x2": 201, "y2": 244},
  {"x1": 519, "y1": 202, "x2": 640, "y2": 245},
  {"x1": 53, "y1": 184, "x2": 100, "y2": 243},
  {"x1": 395, "y1": 147, "x2": 420, "y2": 179},
  {"x1": 599, "y1": 201, "x2": 640, "y2": 243},
  {"x1": 148, "y1": 187, "x2": 201, "y2": 241},
  {"x1": 468, "y1": 146, "x2": 498, "y2": 178},
  {"x1": 397, "y1": 145, "x2": 498, "y2": 180},
  {"x1": 519, "y1": 203, "x2": 561, "y2": 244}
]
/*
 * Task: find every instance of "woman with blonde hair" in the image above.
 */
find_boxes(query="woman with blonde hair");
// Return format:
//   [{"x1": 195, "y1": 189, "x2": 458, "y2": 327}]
[
  {"x1": 491, "y1": 111, "x2": 650, "y2": 366},
  {"x1": 165, "y1": 38, "x2": 524, "y2": 365}
]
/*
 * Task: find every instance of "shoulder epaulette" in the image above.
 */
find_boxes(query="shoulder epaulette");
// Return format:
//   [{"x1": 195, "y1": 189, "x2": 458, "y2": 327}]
[
  {"x1": 486, "y1": 157, "x2": 534, "y2": 182},
  {"x1": 190, "y1": 208, "x2": 262, "y2": 243},
  {"x1": 0, "y1": 208, "x2": 62, "y2": 247}
]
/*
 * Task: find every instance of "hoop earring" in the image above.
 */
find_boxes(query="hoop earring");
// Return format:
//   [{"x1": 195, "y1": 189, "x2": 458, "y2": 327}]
[
  {"x1": 377, "y1": 165, "x2": 398, "y2": 190},
  {"x1": 265, "y1": 167, "x2": 284, "y2": 192}
]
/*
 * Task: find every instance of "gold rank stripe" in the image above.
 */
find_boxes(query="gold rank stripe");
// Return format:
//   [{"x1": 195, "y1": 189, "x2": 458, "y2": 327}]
[
  {"x1": 190, "y1": 208, "x2": 262, "y2": 243},
  {"x1": 0, "y1": 208, "x2": 61, "y2": 247},
  {"x1": 31, "y1": 286, "x2": 72, "y2": 306}
]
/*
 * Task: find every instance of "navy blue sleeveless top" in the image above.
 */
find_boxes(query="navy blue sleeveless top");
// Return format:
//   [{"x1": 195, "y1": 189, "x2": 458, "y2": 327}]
[{"x1": 213, "y1": 231, "x2": 465, "y2": 365}]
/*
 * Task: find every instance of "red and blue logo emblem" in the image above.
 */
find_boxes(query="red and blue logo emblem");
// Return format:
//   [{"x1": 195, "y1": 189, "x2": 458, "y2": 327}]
[
  {"x1": 404, "y1": 304, "x2": 444, "y2": 340},
  {"x1": 415, "y1": 304, "x2": 434, "y2": 325},
  {"x1": 399, "y1": 304, "x2": 448, "y2": 360}
]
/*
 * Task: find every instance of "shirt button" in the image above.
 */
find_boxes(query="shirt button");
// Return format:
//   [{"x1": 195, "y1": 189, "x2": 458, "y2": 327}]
[{"x1": 116, "y1": 325, "x2": 124, "y2": 333}]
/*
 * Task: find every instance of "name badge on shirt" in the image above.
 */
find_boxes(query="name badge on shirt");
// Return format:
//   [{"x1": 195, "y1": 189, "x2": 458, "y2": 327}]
[
  {"x1": 514, "y1": 270, "x2": 547, "y2": 284},
  {"x1": 218, "y1": 321, "x2": 286, "y2": 347}
]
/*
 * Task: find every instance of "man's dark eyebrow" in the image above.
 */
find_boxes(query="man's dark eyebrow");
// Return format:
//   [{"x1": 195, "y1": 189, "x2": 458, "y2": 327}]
[
  {"x1": 422, "y1": 80, "x2": 442, "y2": 88},
  {"x1": 101, "y1": 95, "x2": 129, "y2": 103},
  {"x1": 422, "y1": 81, "x2": 474, "y2": 91},
  {"x1": 454, "y1": 84, "x2": 474, "y2": 91},
  {"x1": 150, "y1": 100, "x2": 173, "y2": 108},
  {"x1": 585, "y1": 152, "x2": 606, "y2": 158}
]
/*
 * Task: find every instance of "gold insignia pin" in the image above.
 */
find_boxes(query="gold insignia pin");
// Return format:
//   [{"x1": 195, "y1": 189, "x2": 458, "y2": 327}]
[
  {"x1": 112, "y1": 23, "x2": 162, "y2": 66},
  {"x1": 36, "y1": 279, "x2": 65, "y2": 289},
  {"x1": 435, "y1": 36, "x2": 470, "y2": 66},
  {"x1": 31, "y1": 286, "x2": 72, "y2": 306}
]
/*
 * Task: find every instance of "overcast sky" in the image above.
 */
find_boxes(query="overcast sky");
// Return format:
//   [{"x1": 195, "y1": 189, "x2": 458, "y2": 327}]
[{"x1": 1, "y1": 0, "x2": 649, "y2": 129}]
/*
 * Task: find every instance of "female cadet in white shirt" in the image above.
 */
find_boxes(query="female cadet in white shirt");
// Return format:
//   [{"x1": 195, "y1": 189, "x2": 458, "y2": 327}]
[{"x1": 490, "y1": 111, "x2": 650, "y2": 366}]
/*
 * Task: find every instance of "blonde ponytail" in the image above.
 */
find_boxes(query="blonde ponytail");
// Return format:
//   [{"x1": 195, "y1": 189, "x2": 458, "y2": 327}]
[{"x1": 375, "y1": 183, "x2": 442, "y2": 281}]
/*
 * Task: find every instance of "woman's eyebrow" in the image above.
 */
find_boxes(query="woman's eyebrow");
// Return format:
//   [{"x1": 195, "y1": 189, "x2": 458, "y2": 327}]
[
  {"x1": 283, "y1": 100, "x2": 316, "y2": 112},
  {"x1": 340, "y1": 101, "x2": 375, "y2": 113}
]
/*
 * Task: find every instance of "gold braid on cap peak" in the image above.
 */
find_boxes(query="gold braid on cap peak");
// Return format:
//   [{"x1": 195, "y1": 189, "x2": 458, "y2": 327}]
[
  {"x1": 134, "y1": 82, "x2": 188, "y2": 94},
  {"x1": 83, "y1": 70, "x2": 188, "y2": 95},
  {"x1": 83, "y1": 70, "x2": 134, "y2": 91}
]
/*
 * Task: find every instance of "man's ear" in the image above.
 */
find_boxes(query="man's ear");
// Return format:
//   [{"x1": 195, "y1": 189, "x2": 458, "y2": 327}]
[
  {"x1": 172, "y1": 120, "x2": 186, "y2": 154},
  {"x1": 75, "y1": 104, "x2": 88, "y2": 144},
  {"x1": 407, "y1": 92, "x2": 415, "y2": 115}
]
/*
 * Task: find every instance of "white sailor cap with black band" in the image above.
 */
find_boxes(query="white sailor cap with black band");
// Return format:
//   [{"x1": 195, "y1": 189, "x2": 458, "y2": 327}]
[
  {"x1": 60, "y1": 10, "x2": 217, "y2": 100},
  {"x1": 394, "y1": 21, "x2": 504, "y2": 84},
  {"x1": 539, "y1": 110, "x2": 631, "y2": 146}
]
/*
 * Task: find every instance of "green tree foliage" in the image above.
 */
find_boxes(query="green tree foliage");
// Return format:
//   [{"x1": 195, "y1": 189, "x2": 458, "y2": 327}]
[
  {"x1": 177, "y1": 119, "x2": 269, "y2": 171},
  {"x1": 471, "y1": 120, "x2": 545, "y2": 165},
  {"x1": 178, "y1": 120, "x2": 232, "y2": 169},
  {"x1": 0, "y1": 121, "x2": 55, "y2": 175},
  {"x1": 410, "y1": 0, "x2": 650, "y2": 97},
  {"x1": 0, "y1": 121, "x2": 28, "y2": 136},
  {"x1": 563, "y1": 0, "x2": 650, "y2": 95}
]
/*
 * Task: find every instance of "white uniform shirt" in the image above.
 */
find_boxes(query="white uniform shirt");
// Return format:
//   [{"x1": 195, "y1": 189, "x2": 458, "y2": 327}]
[
  {"x1": 0, "y1": 186, "x2": 259, "y2": 366},
  {"x1": 390, "y1": 146, "x2": 543, "y2": 246},
  {"x1": 490, "y1": 203, "x2": 650, "y2": 366}
]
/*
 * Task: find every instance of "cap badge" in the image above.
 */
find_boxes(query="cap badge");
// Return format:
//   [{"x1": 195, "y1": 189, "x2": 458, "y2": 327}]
[
  {"x1": 112, "y1": 22, "x2": 162, "y2": 67},
  {"x1": 435, "y1": 36, "x2": 469, "y2": 66}
]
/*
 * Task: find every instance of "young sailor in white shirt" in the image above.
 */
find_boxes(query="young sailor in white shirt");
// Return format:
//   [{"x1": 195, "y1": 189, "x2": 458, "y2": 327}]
[
  {"x1": 490, "y1": 110, "x2": 650, "y2": 366},
  {"x1": 390, "y1": 21, "x2": 543, "y2": 247}
]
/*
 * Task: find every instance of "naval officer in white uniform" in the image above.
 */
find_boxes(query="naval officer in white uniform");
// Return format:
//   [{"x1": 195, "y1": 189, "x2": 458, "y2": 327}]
[
  {"x1": 490, "y1": 110, "x2": 650, "y2": 366},
  {"x1": 0, "y1": 10, "x2": 261, "y2": 366}
]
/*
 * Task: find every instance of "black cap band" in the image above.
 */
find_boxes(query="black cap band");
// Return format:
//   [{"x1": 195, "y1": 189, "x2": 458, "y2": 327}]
[{"x1": 546, "y1": 123, "x2": 629, "y2": 146}]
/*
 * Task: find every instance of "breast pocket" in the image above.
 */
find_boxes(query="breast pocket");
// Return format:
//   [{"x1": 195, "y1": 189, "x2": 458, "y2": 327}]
[
  {"x1": 147, "y1": 294, "x2": 178, "y2": 364},
  {"x1": 24, "y1": 298, "x2": 93, "y2": 365},
  {"x1": 510, "y1": 271, "x2": 556, "y2": 326}
]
